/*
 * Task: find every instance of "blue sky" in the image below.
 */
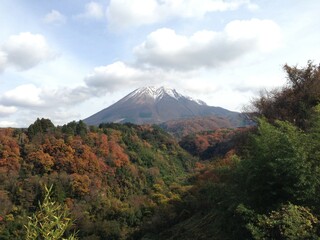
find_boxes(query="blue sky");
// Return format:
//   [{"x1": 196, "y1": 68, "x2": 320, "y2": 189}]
[{"x1": 0, "y1": 0, "x2": 320, "y2": 127}]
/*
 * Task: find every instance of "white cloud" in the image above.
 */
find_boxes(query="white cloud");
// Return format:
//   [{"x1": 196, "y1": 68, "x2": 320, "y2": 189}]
[
  {"x1": 84, "y1": 18, "x2": 282, "y2": 93},
  {"x1": 1, "y1": 84, "x2": 43, "y2": 107},
  {"x1": 225, "y1": 19, "x2": 282, "y2": 52},
  {"x1": 247, "y1": 3, "x2": 259, "y2": 11},
  {"x1": 44, "y1": 10, "x2": 66, "y2": 25},
  {"x1": 0, "y1": 83, "x2": 90, "y2": 126},
  {"x1": 162, "y1": 0, "x2": 251, "y2": 16},
  {"x1": 0, "y1": 121, "x2": 18, "y2": 128},
  {"x1": 107, "y1": 0, "x2": 255, "y2": 29},
  {"x1": 76, "y1": 2, "x2": 105, "y2": 20},
  {"x1": 134, "y1": 19, "x2": 282, "y2": 70},
  {"x1": 184, "y1": 81, "x2": 218, "y2": 94},
  {"x1": 0, "y1": 105, "x2": 17, "y2": 117},
  {"x1": 0, "y1": 50, "x2": 7, "y2": 72},
  {"x1": 1, "y1": 32, "x2": 57, "y2": 71},
  {"x1": 20, "y1": 109, "x2": 82, "y2": 127},
  {"x1": 84, "y1": 60, "x2": 204, "y2": 93},
  {"x1": 107, "y1": 0, "x2": 160, "y2": 29},
  {"x1": 84, "y1": 61, "x2": 154, "y2": 91},
  {"x1": 0, "y1": 84, "x2": 93, "y2": 110},
  {"x1": 40, "y1": 86, "x2": 93, "y2": 106}
]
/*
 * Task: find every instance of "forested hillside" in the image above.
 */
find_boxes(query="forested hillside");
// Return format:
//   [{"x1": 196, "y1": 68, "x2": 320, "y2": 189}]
[
  {"x1": 0, "y1": 120, "x2": 196, "y2": 239},
  {"x1": 140, "y1": 61, "x2": 320, "y2": 239},
  {"x1": 1, "y1": 62, "x2": 320, "y2": 240}
]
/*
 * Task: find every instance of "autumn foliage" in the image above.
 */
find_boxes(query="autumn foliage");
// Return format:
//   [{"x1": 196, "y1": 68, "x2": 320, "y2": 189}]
[{"x1": 0, "y1": 120, "x2": 195, "y2": 239}]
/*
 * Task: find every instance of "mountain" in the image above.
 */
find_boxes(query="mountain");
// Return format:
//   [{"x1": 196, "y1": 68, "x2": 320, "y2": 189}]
[{"x1": 84, "y1": 86, "x2": 246, "y2": 126}]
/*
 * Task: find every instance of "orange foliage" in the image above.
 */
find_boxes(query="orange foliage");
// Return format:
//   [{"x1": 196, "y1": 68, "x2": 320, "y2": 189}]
[
  {"x1": 0, "y1": 129, "x2": 21, "y2": 173},
  {"x1": 109, "y1": 130, "x2": 122, "y2": 142},
  {"x1": 194, "y1": 162, "x2": 205, "y2": 171},
  {"x1": 193, "y1": 135, "x2": 210, "y2": 153},
  {"x1": 213, "y1": 150, "x2": 238, "y2": 169},
  {"x1": 42, "y1": 137, "x2": 75, "y2": 172},
  {"x1": 26, "y1": 150, "x2": 54, "y2": 173},
  {"x1": 108, "y1": 140, "x2": 129, "y2": 167},
  {"x1": 70, "y1": 136, "x2": 107, "y2": 175},
  {"x1": 71, "y1": 173, "x2": 91, "y2": 196},
  {"x1": 98, "y1": 134, "x2": 109, "y2": 157},
  {"x1": 87, "y1": 132, "x2": 109, "y2": 158}
]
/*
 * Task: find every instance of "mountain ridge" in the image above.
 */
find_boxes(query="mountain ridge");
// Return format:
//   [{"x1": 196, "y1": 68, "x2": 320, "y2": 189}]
[{"x1": 83, "y1": 86, "x2": 244, "y2": 126}]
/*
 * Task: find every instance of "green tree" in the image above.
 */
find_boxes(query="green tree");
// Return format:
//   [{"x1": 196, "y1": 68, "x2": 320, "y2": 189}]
[
  {"x1": 25, "y1": 185, "x2": 77, "y2": 240},
  {"x1": 28, "y1": 118, "x2": 55, "y2": 139},
  {"x1": 244, "y1": 203, "x2": 319, "y2": 240},
  {"x1": 238, "y1": 118, "x2": 316, "y2": 210},
  {"x1": 305, "y1": 104, "x2": 320, "y2": 206}
]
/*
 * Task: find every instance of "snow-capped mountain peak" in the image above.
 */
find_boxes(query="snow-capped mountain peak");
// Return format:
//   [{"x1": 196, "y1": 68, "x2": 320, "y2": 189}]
[
  {"x1": 155, "y1": 86, "x2": 182, "y2": 100},
  {"x1": 125, "y1": 86, "x2": 183, "y2": 101},
  {"x1": 84, "y1": 86, "x2": 241, "y2": 125},
  {"x1": 124, "y1": 86, "x2": 207, "y2": 105}
]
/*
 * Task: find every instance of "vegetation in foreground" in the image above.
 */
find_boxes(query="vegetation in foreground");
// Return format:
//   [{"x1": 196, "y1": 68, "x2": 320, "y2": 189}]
[{"x1": 0, "y1": 61, "x2": 320, "y2": 239}]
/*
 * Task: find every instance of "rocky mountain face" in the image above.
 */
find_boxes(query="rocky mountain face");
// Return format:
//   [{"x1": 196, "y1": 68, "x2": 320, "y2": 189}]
[{"x1": 84, "y1": 86, "x2": 246, "y2": 126}]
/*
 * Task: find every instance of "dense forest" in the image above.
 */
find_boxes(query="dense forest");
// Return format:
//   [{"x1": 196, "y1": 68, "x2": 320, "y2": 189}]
[
  {"x1": 0, "y1": 120, "x2": 197, "y2": 239},
  {"x1": 1, "y1": 62, "x2": 320, "y2": 239}
]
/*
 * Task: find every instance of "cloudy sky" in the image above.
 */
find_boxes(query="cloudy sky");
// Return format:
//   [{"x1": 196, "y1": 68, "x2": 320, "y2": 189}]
[{"x1": 0, "y1": 0, "x2": 320, "y2": 127}]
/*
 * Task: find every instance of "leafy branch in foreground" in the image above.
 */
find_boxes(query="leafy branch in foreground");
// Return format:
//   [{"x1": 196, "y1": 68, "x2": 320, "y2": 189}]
[
  {"x1": 238, "y1": 203, "x2": 319, "y2": 240},
  {"x1": 25, "y1": 185, "x2": 77, "y2": 240}
]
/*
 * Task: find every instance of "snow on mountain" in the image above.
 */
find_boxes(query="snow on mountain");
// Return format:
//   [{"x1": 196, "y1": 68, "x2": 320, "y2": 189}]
[
  {"x1": 123, "y1": 86, "x2": 183, "y2": 102},
  {"x1": 84, "y1": 86, "x2": 243, "y2": 126},
  {"x1": 184, "y1": 96, "x2": 207, "y2": 106},
  {"x1": 122, "y1": 86, "x2": 205, "y2": 105}
]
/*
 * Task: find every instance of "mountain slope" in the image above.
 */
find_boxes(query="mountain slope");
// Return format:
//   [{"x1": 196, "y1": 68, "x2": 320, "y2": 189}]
[{"x1": 84, "y1": 86, "x2": 244, "y2": 126}]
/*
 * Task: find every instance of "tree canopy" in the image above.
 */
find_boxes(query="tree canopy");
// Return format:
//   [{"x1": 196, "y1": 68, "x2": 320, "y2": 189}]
[{"x1": 251, "y1": 61, "x2": 320, "y2": 129}]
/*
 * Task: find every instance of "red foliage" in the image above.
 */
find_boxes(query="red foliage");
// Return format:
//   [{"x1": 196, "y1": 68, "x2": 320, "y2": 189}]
[
  {"x1": 70, "y1": 136, "x2": 108, "y2": 175},
  {"x1": 108, "y1": 140, "x2": 129, "y2": 167},
  {"x1": 87, "y1": 132, "x2": 109, "y2": 158}
]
